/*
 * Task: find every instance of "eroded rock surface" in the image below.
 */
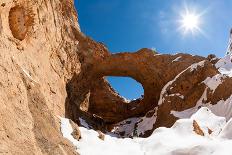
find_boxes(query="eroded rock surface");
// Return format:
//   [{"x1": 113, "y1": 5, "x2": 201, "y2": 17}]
[{"x1": 0, "y1": 0, "x2": 80, "y2": 154}]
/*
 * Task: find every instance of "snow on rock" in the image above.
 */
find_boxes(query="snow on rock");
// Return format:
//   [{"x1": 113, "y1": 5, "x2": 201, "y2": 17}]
[
  {"x1": 122, "y1": 97, "x2": 131, "y2": 103},
  {"x1": 190, "y1": 60, "x2": 206, "y2": 72},
  {"x1": 191, "y1": 107, "x2": 226, "y2": 136},
  {"x1": 206, "y1": 95, "x2": 232, "y2": 121},
  {"x1": 171, "y1": 73, "x2": 229, "y2": 120},
  {"x1": 158, "y1": 60, "x2": 206, "y2": 106},
  {"x1": 219, "y1": 119, "x2": 232, "y2": 139},
  {"x1": 61, "y1": 118, "x2": 144, "y2": 155},
  {"x1": 171, "y1": 87, "x2": 208, "y2": 119},
  {"x1": 110, "y1": 117, "x2": 140, "y2": 137},
  {"x1": 226, "y1": 29, "x2": 232, "y2": 55},
  {"x1": 215, "y1": 55, "x2": 232, "y2": 77},
  {"x1": 172, "y1": 56, "x2": 182, "y2": 62},
  {"x1": 79, "y1": 117, "x2": 92, "y2": 129},
  {"x1": 141, "y1": 108, "x2": 232, "y2": 155},
  {"x1": 169, "y1": 93, "x2": 185, "y2": 99},
  {"x1": 136, "y1": 108, "x2": 158, "y2": 136},
  {"x1": 60, "y1": 108, "x2": 232, "y2": 155},
  {"x1": 203, "y1": 74, "x2": 224, "y2": 93},
  {"x1": 60, "y1": 118, "x2": 79, "y2": 151},
  {"x1": 111, "y1": 108, "x2": 158, "y2": 137},
  {"x1": 172, "y1": 92, "x2": 232, "y2": 123}
]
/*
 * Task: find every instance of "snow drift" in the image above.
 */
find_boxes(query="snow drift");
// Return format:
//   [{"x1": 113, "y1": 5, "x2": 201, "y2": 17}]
[{"x1": 61, "y1": 107, "x2": 232, "y2": 155}]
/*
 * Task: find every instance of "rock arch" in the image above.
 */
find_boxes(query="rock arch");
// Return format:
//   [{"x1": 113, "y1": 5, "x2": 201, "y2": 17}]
[
  {"x1": 91, "y1": 49, "x2": 163, "y2": 118},
  {"x1": 66, "y1": 33, "x2": 208, "y2": 125},
  {"x1": 88, "y1": 49, "x2": 209, "y2": 122}
]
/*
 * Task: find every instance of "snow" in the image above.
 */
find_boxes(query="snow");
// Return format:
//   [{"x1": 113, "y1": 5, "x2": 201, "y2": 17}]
[
  {"x1": 191, "y1": 107, "x2": 226, "y2": 136},
  {"x1": 61, "y1": 117, "x2": 144, "y2": 155},
  {"x1": 172, "y1": 56, "x2": 182, "y2": 62},
  {"x1": 171, "y1": 94, "x2": 232, "y2": 122},
  {"x1": 171, "y1": 88, "x2": 208, "y2": 119},
  {"x1": 190, "y1": 60, "x2": 205, "y2": 72},
  {"x1": 60, "y1": 107, "x2": 232, "y2": 155},
  {"x1": 122, "y1": 96, "x2": 131, "y2": 103},
  {"x1": 136, "y1": 108, "x2": 158, "y2": 136},
  {"x1": 169, "y1": 93, "x2": 185, "y2": 99},
  {"x1": 111, "y1": 108, "x2": 158, "y2": 137},
  {"x1": 171, "y1": 108, "x2": 197, "y2": 119},
  {"x1": 227, "y1": 31, "x2": 232, "y2": 55},
  {"x1": 215, "y1": 55, "x2": 232, "y2": 77},
  {"x1": 206, "y1": 95, "x2": 232, "y2": 121},
  {"x1": 203, "y1": 74, "x2": 224, "y2": 93},
  {"x1": 158, "y1": 60, "x2": 206, "y2": 106},
  {"x1": 111, "y1": 117, "x2": 140, "y2": 137},
  {"x1": 219, "y1": 119, "x2": 232, "y2": 139},
  {"x1": 60, "y1": 118, "x2": 79, "y2": 151},
  {"x1": 171, "y1": 71, "x2": 232, "y2": 121},
  {"x1": 79, "y1": 117, "x2": 92, "y2": 129}
]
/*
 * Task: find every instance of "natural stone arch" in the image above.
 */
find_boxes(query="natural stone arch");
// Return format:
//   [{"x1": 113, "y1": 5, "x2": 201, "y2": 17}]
[
  {"x1": 88, "y1": 49, "x2": 209, "y2": 122},
  {"x1": 65, "y1": 33, "x2": 208, "y2": 126},
  {"x1": 91, "y1": 49, "x2": 163, "y2": 119},
  {"x1": 85, "y1": 49, "x2": 207, "y2": 122}
]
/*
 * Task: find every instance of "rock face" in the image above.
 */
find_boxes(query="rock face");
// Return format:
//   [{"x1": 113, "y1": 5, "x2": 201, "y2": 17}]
[
  {"x1": 1, "y1": 0, "x2": 232, "y2": 154},
  {"x1": 0, "y1": 0, "x2": 80, "y2": 154}
]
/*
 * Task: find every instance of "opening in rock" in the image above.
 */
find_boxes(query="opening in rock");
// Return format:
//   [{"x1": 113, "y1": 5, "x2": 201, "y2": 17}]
[{"x1": 106, "y1": 76, "x2": 144, "y2": 101}]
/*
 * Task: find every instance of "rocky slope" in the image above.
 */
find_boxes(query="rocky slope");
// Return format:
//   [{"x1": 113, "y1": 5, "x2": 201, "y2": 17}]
[
  {"x1": 0, "y1": 0, "x2": 80, "y2": 154},
  {"x1": 1, "y1": 0, "x2": 232, "y2": 154}
]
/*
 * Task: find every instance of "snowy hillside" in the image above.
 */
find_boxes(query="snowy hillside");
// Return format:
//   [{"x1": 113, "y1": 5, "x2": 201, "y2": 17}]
[
  {"x1": 216, "y1": 55, "x2": 232, "y2": 77},
  {"x1": 61, "y1": 107, "x2": 232, "y2": 155}
]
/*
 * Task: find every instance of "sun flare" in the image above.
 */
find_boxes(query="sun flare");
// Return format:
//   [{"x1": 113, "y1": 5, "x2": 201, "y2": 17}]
[
  {"x1": 178, "y1": 7, "x2": 204, "y2": 35},
  {"x1": 180, "y1": 12, "x2": 200, "y2": 34},
  {"x1": 181, "y1": 13, "x2": 199, "y2": 31}
]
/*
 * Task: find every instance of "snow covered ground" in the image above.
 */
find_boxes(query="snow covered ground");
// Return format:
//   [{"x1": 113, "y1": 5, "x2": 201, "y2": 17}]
[
  {"x1": 61, "y1": 107, "x2": 232, "y2": 155},
  {"x1": 216, "y1": 55, "x2": 232, "y2": 77}
]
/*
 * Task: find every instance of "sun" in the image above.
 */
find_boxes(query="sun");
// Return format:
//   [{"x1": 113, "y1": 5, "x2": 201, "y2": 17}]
[
  {"x1": 180, "y1": 12, "x2": 201, "y2": 34},
  {"x1": 181, "y1": 13, "x2": 199, "y2": 31},
  {"x1": 178, "y1": 6, "x2": 204, "y2": 35}
]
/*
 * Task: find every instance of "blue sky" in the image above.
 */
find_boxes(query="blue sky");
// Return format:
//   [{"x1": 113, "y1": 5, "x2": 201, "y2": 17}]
[{"x1": 74, "y1": 0, "x2": 232, "y2": 100}]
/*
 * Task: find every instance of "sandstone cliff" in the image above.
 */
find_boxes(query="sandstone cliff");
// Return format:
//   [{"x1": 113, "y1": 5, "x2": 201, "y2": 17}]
[{"x1": 0, "y1": 0, "x2": 80, "y2": 154}]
